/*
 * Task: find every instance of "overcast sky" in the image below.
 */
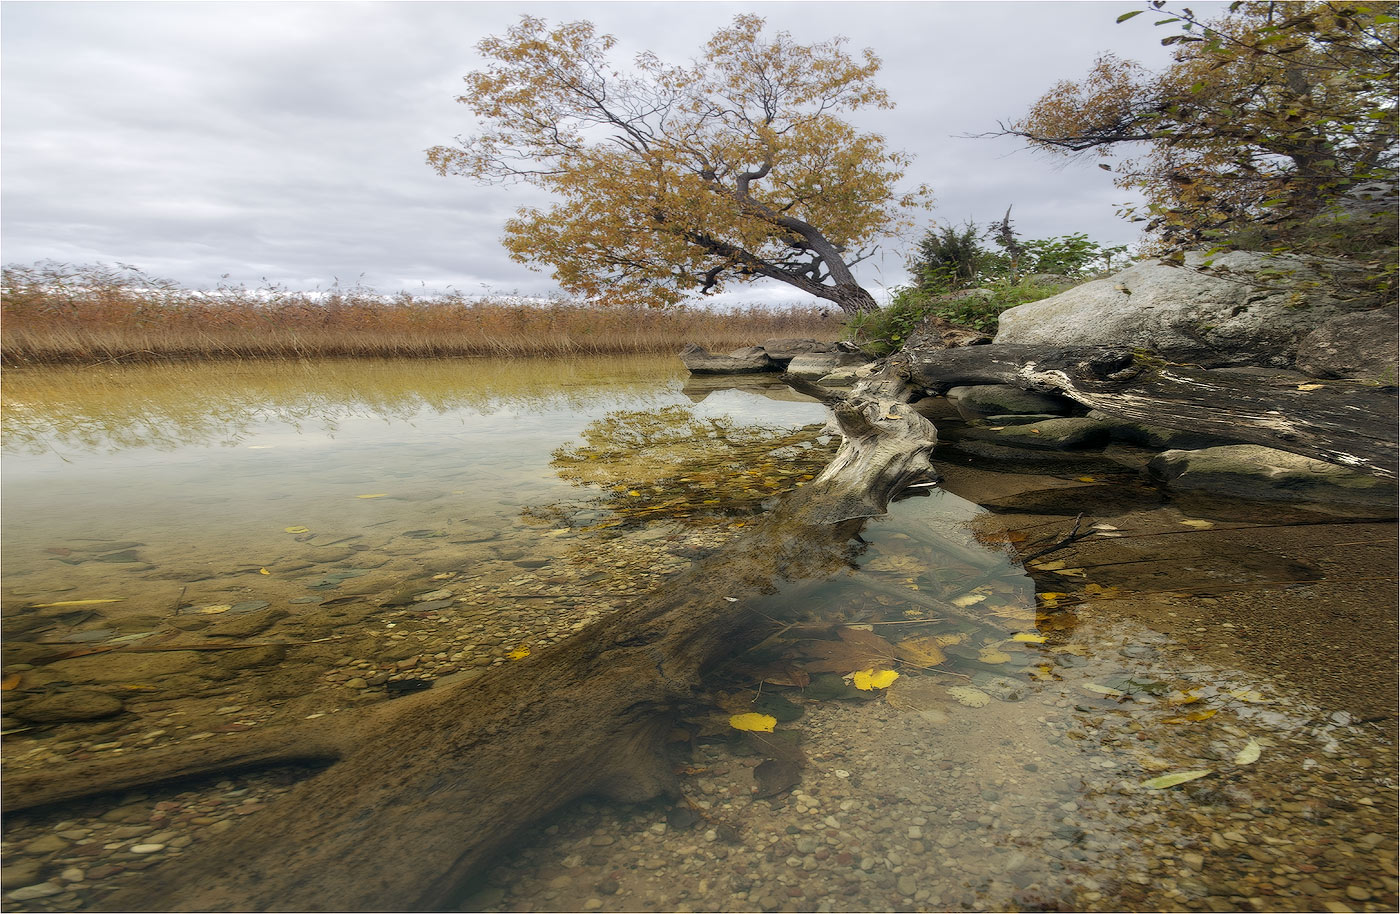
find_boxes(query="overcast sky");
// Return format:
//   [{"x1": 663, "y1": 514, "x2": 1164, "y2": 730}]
[{"x1": 1, "y1": 1, "x2": 1225, "y2": 305}]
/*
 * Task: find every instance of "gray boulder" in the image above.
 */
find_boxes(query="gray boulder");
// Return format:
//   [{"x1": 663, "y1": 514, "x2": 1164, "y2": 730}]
[
  {"x1": 1149, "y1": 445, "x2": 1398, "y2": 516},
  {"x1": 945, "y1": 384, "x2": 1078, "y2": 419},
  {"x1": 785, "y1": 351, "x2": 871, "y2": 380},
  {"x1": 1294, "y1": 306, "x2": 1398, "y2": 382},
  {"x1": 679, "y1": 343, "x2": 775, "y2": 374},
  {"x1": 759, "y1": 338, "x2": 840, "y2": 363},
  {"x1": 995, "y1": 251, "x2": 1379, "y2": 368}
]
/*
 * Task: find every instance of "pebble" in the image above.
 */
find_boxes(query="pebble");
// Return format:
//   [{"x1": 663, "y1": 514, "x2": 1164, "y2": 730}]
[
  {"x1": 129, "y1": 844, "x2": 165, "y2": 854},
  {"x1": 7, "y1": 884, "x2": 63, "y2": 901}
]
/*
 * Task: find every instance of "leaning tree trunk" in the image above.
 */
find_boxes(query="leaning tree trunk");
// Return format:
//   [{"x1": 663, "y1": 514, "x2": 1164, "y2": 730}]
[
  {"x1": 896, "y1": 345, "x2": 1398, "y2": 479},
  {"x1": 4, "y1": 374, "x2": 937, "y2": 913}
]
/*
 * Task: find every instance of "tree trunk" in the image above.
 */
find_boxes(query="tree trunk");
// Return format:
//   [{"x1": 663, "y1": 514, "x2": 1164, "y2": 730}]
[
  {"x1": 824, "y1": 282, "x2": 880, "y2": 315},
  {"x1": 5, "y1": 375, "x2": 937, "y2": 913},
  {"x1": 896, "y1": 345, "x2": 1398, "y2": 479}
]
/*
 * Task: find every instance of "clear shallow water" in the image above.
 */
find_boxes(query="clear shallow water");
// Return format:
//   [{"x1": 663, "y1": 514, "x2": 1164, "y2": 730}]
[{"x1": 1, "y1": 356, "x2": 1394, "y2": 913}]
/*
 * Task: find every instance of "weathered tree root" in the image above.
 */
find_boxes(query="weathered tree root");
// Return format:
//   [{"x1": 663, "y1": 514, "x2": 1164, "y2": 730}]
[{"x1": 4, "y1": 376, "x2": 938, "y2": 912}]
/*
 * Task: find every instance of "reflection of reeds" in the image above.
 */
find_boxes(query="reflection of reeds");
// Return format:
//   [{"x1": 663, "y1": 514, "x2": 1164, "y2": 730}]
[{"x1": 2, "y1": 263, "x2": 841, "y2": 366}]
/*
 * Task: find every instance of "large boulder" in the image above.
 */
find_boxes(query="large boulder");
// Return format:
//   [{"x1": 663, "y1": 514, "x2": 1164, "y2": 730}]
[
  {"x1": 1148, "y1": 445, "x2": 1398, "y2": 517},
  {"x1": 679, "y1": 343, "x2": 775, "y2": 374},
  {"x1": 758, "y1": 338, "x2": 841, "y2": 363},
  {"x1": 902, "y1": 316, "x2": 992, "y2": 351},
  {"x1": 1294, "y1": 306, "x2": 1398, "y2": 382},
  {"x1": 995, "y1": 251, "x2": 1379, "y2": 368}
]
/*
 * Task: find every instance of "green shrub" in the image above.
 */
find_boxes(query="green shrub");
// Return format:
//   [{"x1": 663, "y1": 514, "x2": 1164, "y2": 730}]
[{"x1": 849, "y1": 278, "x2": 1074, "y2": 355}]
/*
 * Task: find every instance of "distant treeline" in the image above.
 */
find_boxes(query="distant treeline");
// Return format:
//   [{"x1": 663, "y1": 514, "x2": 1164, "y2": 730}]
[{"x1": 1, "y1": 263, "x2": 840, "y2": 366}]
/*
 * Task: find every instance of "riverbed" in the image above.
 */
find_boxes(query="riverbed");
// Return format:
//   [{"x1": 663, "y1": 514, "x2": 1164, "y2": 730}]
[{"x1": 2, "y1": 356, "x2": 1395, "y2": 912}]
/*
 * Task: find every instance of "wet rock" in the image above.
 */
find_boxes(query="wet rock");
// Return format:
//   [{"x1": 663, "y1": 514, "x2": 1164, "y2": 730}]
[
  {"x1": 1084, "y1": 411, "x2": 1243, "y2": 450},
  {"x1": 680, "y1": 343, "x2": 775, "y2": 375},
  {"x1": 760, "y1": 338, "x2": 840, "y2": 363},
  {"x1": 47, "y1": 650, "x2": 200, "y2": 683},
  {"x1": 786, "y1": 351, "x2": 871, "y2": 381},
  {"x1": 945, "y1": 385, "x2": 1078, "y2": 420},
  {"x1": 205, "y1": 608, "x2": 288, "y2": 638},
  {"x1": 1149, "y1": 445, "x2": 1398, "y2": 517},
  {"x1": 0, "y1": 860, "x2": 43, "y2": 891},
  {"x1": 13, "y1": 689, "x2": 125, "y2": 723},
  {"x1": 7, "y1": 882, "x2": 63, "y2": 901},
  {"x1": 980, "y1": 418, "x2": 1113, "y2": 450}
]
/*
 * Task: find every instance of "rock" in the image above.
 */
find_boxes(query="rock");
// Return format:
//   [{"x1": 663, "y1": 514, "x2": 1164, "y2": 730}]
[
  {"x1": 205, "y1": 608, "x2": 288, "y2": 638},
  {"x1": 680, "y1": 343, "x2": 775, "y2": 375},
  {"x1": 47, "y1": 650, "x2": 200, "y2": 684},
  {"x1": 22, "y1": 834, "x2": 69, "y2": 855},
  {"x1": 13, "y1": 690, "x2": 125, "y2": 723},
  {"x1": 815, "y1": 364, "x2": 878, "y2": 388},
  {"x1": 897, "y1": 875, "x2": 918, "y2": 896},
  {"x1": 1084, "y1": 411, "x2": 1243, "y2": 450},
  {"x1": 129, "y1": 844, "x2": 165, "y2": 854},
  {"x1": 974, "y1": 418, "x2": 1113, "y2": 450},
  {"x1": 785, "y1": 351, "x2": 871, "y2": 380},
  {"x1": 1, "y1": 860, "x2": 43, "y2": 891},
  {"x1": 995, "y1": 251, "x2": 1382, "y2": 368},
  {"x1": 945, "y1": 385, "x2": 1078, "y2": 419},
  {"x1": 1149, "y1": 445, "x2": 1398, "y2": 516},
  {"x1": 759, "y1": 338, "x2": 840, "y2": 363},
  {"x1": 1295, "y1": 307, "x2": 1398, "y2": 382},
  {"x1": 7, "y1": 882, "x2": 63, "y2": 901},
  {"x1": 216, "y1": 644, "x2": 287, "y2": 672}
]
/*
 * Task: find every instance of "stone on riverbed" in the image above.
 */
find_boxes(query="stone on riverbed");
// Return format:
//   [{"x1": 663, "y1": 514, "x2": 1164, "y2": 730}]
[
  {"x1": 785, "y1": 351, "x2": 871, "y2": 381},
  {"x1": 759, "y1": 338, "x2": 841, "y2": 363},
  {"x1": 13, "y1": 689, "x2": 125, "y2": 723},
  {"x1": 1149, "y1": 445, "x2": 1399, "y2": 516}
]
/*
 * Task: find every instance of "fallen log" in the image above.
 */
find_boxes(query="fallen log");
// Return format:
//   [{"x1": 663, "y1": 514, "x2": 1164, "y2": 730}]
[
  {"x1": 4, "y1": 374, "x2": 938, "y2": 913},
  {"x1": 898, "y1": 345, "x2": 1398, "y2": 479}
]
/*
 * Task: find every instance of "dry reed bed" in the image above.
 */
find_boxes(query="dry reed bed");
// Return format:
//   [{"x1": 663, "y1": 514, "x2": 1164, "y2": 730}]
[{"x1": 2, "y1": 264, "x2": 841, "y2": 366}]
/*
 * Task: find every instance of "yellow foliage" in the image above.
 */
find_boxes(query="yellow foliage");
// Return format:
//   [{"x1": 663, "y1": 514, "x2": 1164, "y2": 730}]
[
  {"x1": 849, "y1": 668, "x2": 900, "y2": 690},
  {"x1": 729, "y1": 712, "x2": 778, "y2": 732}
]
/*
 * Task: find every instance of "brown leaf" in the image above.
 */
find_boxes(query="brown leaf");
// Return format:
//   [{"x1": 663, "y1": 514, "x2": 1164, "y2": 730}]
[{"x1": 753, "y1": 758, "x2": 803, "y2": 798}]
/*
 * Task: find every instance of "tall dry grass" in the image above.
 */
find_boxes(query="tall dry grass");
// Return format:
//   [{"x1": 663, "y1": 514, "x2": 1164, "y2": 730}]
[{"x1": 1, "y1": 263, "x2": 843, "y2": 366}]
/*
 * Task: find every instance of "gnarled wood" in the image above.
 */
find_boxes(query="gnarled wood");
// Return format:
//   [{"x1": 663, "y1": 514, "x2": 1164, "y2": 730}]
[
  {"x1": 5, "y1": 375, "x2": 937, "y2": 913},
  {"x1": 898, "y1": 345, "x2": 1398, "y2": 479}
]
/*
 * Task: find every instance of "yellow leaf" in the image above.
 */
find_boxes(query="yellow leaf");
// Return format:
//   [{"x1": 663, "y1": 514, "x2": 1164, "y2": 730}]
[
  {"x1": 1166, "y1": 689, "x2": 1202, "y2": 705},
  {"x1": 2, "y1": 673, "x2": 21, "y2": 691},
  {"x1": 259, "y1": 567, "x2": 270, "y2": 575},
  {"x1": 1141, "y1": 770, "x2": 1212, "y2": 789},
  {"x1": 894, "y1": 636, "x2": 947, "y2": 667},
  {"x1": 1224, "y1": 687, "x2": 1267, "y2": 703},
  {"x1": 506, "y1": 645, "x2": 531, "y2": 660},
  {"x1": 849, "y1": 668, "x2": 900, "y2": 690},
  {"x1": 1082, "y1": 683, "x2": 1125, "y2": 698},
  {"x1": 627, "y1": 490, "x2": 642, "y2": 497},
  {"x1": 356, "y1": 493, "x2": 388, "y2": 499},
  {"x1": 284, "y1": 525, "x2": 310, "y2": 534},
  {"x1": 1031, "y1": 560, "x2": 1066, "y2": 571},
  {"x1": 947, "y1": 686, "x2": 990, "y2": 707},
  {"x1": 1164, "y1": 708, "x2": 1219, "y2": 723},
  {"x1": 933, "y1": 632, "x2": 968, "y2": 647},
  {"x1": 32, "y1": 598, "x2": 125, "y2": 608},
  {"x1": 1296, "y1": 383, "x2": 1323, "y2": 391},
  {"x1": 1180, "y1": 519, "x2": 1214, "y2": 528},
  {"x1": 1234, "y1": 739, "x2": 1262, "y2": 765},
  {"x1": 197, "y1": 604, "x2": 231, "y2": 615},
  {"x1": 951, "y1": 592, "x2": 987, "y2": 607},
  {"x1": 1076, "y1": 476, "x2": 1096, "y2": 482},
  {"x1": 1011, "y1": 632, "x2": 1047, "y2": 643},
  {"x1": 729, "y1": 712, "x2": 777, "y2": 732}
]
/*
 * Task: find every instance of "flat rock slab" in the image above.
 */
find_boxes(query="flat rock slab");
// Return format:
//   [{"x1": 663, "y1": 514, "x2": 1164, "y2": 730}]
[
  {"x1": 785, "y1": 351, "x2": 871, "y2": 380},
  {"x1": 1149, "y1": 445, "x2": 1399, "y2": 517},
  {"x1": 679, "y1": 343, "x2": 774, "y2": 374},
  {"x1": 946, "y1": 384, "x2": 1078, "y2": 419}
]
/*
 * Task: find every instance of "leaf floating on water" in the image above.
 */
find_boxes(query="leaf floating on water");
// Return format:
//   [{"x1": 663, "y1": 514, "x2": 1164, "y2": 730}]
[
  {"x1": 356, "y1": 494, "x2": 389, "y2": 499},
  {"x1": 1082, "y1": 683, "x2": 1126, "y2": 698},
  {"x1": 1296, "y1": 383, "x2": 1324, "y2": 391},
  {"x1": 1077, "y1": 476, "x2": 1096, "y2": 482},
  {"x1": 1164, "y1": 708, "x2": 1218, "y2": 723},
  {"x1": 1234, "y1": 739, "x2": 1262, "y2": 765},
  {"x1": 848, "y1": 668, "x2": 899, "y2": 691},
  {"x1": 259, "y1": 568, "x2": 270, "y2": 575},
  {"x1": 196, "y1": 604, "x2": 231, "y2": 615},
  {"x1": 32, "y1": 599, "x2": 124, "y2": 608},
  {"x1": 1011, "y1": 632, "x2": 1047, "y2": 643},
  {"x1": 1141, "y1": 770, "x2": 1212, "y2": 789},
  {"x1": 951, "y1": 592, "x2": 987, "y2": 608},
  {"x1": 895, "y1": 635, "x2": 948, "y2": 667},
  {"x1": 1180, "y1": 519, "x2": 1214, "y2": 528},
  {"x1": 284, "y1": 526, "x2": 310, "y2": 534},
  {"x1": 947, "y1": 686, "x2": 991, "y2": 708},
  {"x1": 729, "y1": 712, "x2": 777, "y2": 732},
  {"x1": 506, "y1": 645, "x2": 531, "y2": 660}
]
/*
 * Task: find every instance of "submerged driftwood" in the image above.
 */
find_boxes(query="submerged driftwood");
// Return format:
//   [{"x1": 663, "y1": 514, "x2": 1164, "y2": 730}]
[
  {"x1": 4, "y1": 374, "x2": 938, "y2": 913},
  {"x1": 898, "y1": 345, "x2": 1398, "y2": 479}
]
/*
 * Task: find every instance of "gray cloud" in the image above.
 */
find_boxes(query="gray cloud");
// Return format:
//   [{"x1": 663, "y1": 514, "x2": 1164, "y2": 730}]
[{"x1": 2, "y1": 1, "x2": 1223, "y2": 302}]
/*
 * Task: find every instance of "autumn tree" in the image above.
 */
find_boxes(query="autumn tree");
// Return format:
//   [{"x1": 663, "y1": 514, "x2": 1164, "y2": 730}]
[
  {"x1": 428, "y1": 15, "x2": 929, "y2": 314},
  {"x1": 1002, "y1": 1, "x2": 1397, "y2": 289}
]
